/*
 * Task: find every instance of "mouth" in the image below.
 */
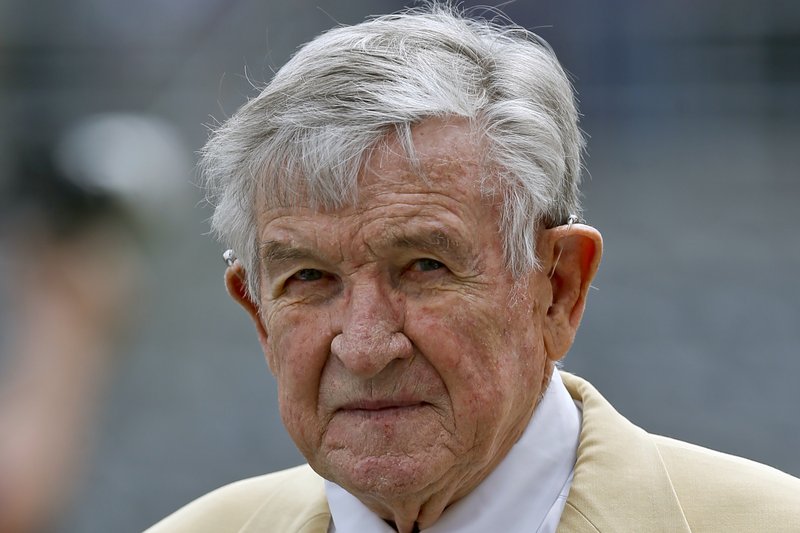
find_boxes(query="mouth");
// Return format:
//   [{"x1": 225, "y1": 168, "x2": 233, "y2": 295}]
[{"x1": 336, "y1": 400, "x2": 429, "y2": 419}]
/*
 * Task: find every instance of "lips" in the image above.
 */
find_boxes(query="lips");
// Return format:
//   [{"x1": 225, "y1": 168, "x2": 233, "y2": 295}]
[
  {"x1": 339, "y1": 399, "x2": 424, "y2": 411},
  {"x1": 334, "y1": 399, "x2": 430, "y2": 422}
]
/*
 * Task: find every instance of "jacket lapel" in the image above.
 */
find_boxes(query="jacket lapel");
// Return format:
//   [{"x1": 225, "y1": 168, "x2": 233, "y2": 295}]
[
  {"x1": 558, "y1": 372, "x2": 692, "y2": 533},
  {"x1": 240, "y1": 465, "x2": 331, "y2": 533}
]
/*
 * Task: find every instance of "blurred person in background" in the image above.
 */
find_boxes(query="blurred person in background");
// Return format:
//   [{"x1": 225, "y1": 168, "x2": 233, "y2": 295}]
[
  {"x1": 0, "y1": 114, "x2": 188, "y2": 532},
  {"x1": 148, "y1": 5, "x2": 800, "y2": 533}
]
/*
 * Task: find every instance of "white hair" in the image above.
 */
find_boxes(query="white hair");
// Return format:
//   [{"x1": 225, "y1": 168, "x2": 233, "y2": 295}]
[{"x1": 201, "y1": 5, "x2": 584, "y2": 301}]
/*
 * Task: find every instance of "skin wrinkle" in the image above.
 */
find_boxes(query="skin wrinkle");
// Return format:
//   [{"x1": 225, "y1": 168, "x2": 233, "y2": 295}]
[
  {"x1": 260, "y1": 214, "x2": 486, "y2": 302},
  {"x1": 228, "y1": 118, "x2": 601, "y2": 533}
]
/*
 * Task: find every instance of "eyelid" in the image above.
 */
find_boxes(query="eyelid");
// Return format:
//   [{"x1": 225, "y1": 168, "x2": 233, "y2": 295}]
[
  {"x1": 403, "y1": 257, "x2": 451, "y2": 278},
  {"x1": 291, "y1": 268, "x2": 326, "y2": 281},
  {"x1": 267, "y1": 271, "x2": 294, "y2": 298},
  {"x1": 266, "y1": 266, "x2": 317, "y2": 296},
  {"x1": 408, "y1": 257, "x2": 444, "y2": 270}
]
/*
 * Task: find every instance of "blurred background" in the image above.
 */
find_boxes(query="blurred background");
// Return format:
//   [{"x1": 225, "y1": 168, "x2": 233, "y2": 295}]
[{"x1": 0, "y1": 0, "x2": 797, "y2": 531}]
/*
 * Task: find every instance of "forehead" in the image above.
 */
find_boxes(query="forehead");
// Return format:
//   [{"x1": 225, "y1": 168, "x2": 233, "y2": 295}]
[
  {"x1": 257, "y1": 118, "x2": 494, "y2": 229},
  {"x1": 363, "y1": 117, "x2": 483, "y2": 187}
]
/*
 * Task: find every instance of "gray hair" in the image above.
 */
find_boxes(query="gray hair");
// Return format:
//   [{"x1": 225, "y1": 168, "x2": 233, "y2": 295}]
[{"x1": 201, "y1": 5, "x2": 584, "y2": 301}]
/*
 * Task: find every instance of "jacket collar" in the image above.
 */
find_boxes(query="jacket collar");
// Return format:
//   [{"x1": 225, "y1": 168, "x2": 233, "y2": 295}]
[
  {"x1": 240, "y1": 464, "x2": 330, "y2": 533},
  {"x1": 557, "y1": 372, "x2": 691, "y2": 533}
]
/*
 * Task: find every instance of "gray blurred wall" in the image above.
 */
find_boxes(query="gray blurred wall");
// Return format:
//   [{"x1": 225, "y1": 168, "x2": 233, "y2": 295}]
[{"x1": 0, "y1": 1, "x2": 798, "y2": 531}]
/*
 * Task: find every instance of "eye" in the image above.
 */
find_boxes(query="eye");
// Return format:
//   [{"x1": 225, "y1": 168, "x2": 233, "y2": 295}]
[
  {"x1": 409, "y1": 258, "x2": 445, "y2": 272},
  {"x1": 271, "y1": 266, "x2": 339, "y2": 300},
  {"x1": 279, "y1": 268, "x2": 339, "y2": 300},
  {"x1": 292, "y1": 268, "x2": 324, "y2": 281}
]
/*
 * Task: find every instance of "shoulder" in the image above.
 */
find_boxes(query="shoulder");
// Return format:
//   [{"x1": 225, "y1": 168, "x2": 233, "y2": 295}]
[
  {"x1": 561, "y1": 371, "x2": 800, "y2": 531},
  {"x1": 653, "y1": 434, "x2": 800, "y2": 530},
  {"x1": 145, "y1": 464, "x2": 329, "y2": 533}
]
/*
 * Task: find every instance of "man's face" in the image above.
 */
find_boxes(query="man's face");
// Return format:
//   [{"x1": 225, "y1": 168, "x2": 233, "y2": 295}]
[{"x1": 251, "y1": 119, "x2": 556, "y2": 510}]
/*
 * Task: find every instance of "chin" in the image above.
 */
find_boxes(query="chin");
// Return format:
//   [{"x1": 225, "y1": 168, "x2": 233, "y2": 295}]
[{"x1": 320, "y1": 449, "x2": 448, "y2": 500}]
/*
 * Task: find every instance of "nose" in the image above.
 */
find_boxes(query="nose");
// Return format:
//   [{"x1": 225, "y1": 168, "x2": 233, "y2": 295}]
[{"x1": 330, "y1": 278, "x2": 413, "y2": 378}]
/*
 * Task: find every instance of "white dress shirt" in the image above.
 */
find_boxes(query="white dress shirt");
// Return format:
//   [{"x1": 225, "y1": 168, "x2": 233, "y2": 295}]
[{"x1": 326, "y1": 370, "x2": 582, "y2": 532}]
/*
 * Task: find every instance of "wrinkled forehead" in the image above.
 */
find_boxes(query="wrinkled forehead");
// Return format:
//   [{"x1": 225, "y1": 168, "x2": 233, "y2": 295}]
[{"x1": 253, "y1": 117, "x2": 495, "y2": 217}]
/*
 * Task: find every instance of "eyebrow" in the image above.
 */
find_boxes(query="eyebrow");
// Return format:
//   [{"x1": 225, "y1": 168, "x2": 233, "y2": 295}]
[
  {"x1": 260, "y1": 241, "x2": 314, "y2": 264},
  {"x1": 388, "y1": 229, "x2": 473, "y2": 266},
  {"x1": 258, "y1": 227, "x2": 475, "y2": 277},
  {"x1": 259, "y1": 241, "x2": 324, "y2": 280}
]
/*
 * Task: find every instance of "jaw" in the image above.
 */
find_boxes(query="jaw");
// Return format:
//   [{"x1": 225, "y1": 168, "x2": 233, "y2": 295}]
[
  {"x1": 313, "y1": 419, "x2": 526, "y2": 532},
  {"x1": 307, "y1": 372, "x2": 548, "y2": 531}
]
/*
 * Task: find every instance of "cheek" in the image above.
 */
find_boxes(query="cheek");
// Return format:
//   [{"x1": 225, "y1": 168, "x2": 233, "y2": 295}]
[
  {"x1": 409, "y1": 298, "x2": 546, "y2": 417},
  {"x1": 265, "y1": 306, "x2": 331, "y2": 383},
  {"x1": 265, "y1": 309, "x2": 333, "y2": 446},
  {"x1": 495, "y1": 299, "x2": 549, "y2": 392},
  {"x1": 409, "y1": 301, "x2": 505, "y2": 406}
]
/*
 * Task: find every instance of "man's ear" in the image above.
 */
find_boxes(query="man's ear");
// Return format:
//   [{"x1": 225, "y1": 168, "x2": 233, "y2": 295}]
[
  {"x1": 540, "y1": 224, "x2": 602, "y2": 362},
  {"x1": 224, "y1": 261, "x2": 269, "y2": 350}
]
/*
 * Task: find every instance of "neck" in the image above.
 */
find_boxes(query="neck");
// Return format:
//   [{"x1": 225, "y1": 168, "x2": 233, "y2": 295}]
[
  {"x1": 385, "y1": 519, "x2": 420, "y2": 533},
  {"x1": 359, "y1": 485, "x2": 452, "y2": 532}
]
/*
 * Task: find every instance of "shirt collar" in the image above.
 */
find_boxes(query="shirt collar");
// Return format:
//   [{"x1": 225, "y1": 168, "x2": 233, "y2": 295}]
[{"x1": 326, "y1": 370, "x2": 581, "y2": 532}]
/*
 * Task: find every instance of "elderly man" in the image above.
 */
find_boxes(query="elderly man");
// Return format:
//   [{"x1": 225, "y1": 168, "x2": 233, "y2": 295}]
[{"x1": 149, "y1": 6, "x2": 800, "y2": 533}]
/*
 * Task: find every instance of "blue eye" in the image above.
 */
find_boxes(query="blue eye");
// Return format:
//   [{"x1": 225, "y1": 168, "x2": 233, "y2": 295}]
[
  {"x1": 412, "y1": 258, "x2": 444, "y2": 272},
  {"x1": 293, "y1": 269, "x2": 324, "y2": 281}
]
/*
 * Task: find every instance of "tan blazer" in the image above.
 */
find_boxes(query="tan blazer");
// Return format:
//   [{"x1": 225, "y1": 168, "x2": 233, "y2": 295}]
[{"x1": 147, "y1": 373, "x2": 800, "y2": 532}]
